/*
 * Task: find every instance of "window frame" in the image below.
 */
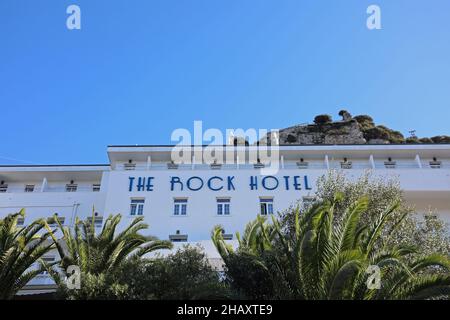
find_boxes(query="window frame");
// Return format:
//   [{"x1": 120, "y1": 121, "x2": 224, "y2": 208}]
[
  {"x1": 216, "y1": 198, "x2": 231, "y2": 216},
  {"x1": 259, "y1": 198, "x2": 274, "y2": 216},
  {"x1": 173, "y1": 198, "x2": 188, "y2": 216},
  {"x1": 24, "y1": 184, "x2": 35, "y2": 193},
  {"x1": 130, "y1": 199, "x2": 145, "y2": 216},
  {"x1": 65, "y1": 184, "x2": 78, "y2": 192}
]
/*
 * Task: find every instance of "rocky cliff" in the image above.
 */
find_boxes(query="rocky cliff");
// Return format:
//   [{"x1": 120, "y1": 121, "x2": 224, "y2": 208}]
[{"x1": 267, "y1": 111, "x2": 450, "y2": 145}]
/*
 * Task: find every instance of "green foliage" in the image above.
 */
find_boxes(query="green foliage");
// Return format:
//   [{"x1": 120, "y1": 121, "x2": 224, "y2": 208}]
[
  {"x1": 117, "y1": 245, "x2": 230, "y2": 300},
  {"x1": 314, "y1": 114, "x2": 333, "y2": 125},
  {"x1": 352, "y1": 115, "x2": 406, "y2": 143},
  {"x1": 354, "y1": 115, "x2": 374, "y2": 126},
  {"x1": 47, "y1": 213, "x2": 172, "y2": 299},
  {"x1": 430, "y1": 136, "x2": 450, "y2": 144},
  {"x1": 419, "y1": 137, "x2": 433, "y2": 144},
  {"x1": 310, "y1": 171, "x2": 450, "y2": 257},
  {"x1": 212, "y1": 218, "x2": 279, "y2": 299},
  {"x1": 0, "y1": 210, "x2": 55, "y2": 299},
  {"x1": 214, "y1": 173, "x2": 450, "y2": 300},
  {"x1": 406, "y1": 137, "x2": 420, "y2": 144}
]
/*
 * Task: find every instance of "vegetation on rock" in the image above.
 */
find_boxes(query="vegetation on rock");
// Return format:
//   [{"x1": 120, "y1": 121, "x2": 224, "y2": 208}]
[
  {"x1": 277, "y1": 111, "x2": 449, "y2": 145},
  {"x1": 314, "y1": 114, "x2": 333, "y2": 125}
]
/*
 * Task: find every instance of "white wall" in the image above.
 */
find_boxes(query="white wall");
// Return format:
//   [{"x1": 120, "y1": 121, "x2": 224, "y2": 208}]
[{"x1": 103, "y1": 168, "x2": 450, "y2": 242}]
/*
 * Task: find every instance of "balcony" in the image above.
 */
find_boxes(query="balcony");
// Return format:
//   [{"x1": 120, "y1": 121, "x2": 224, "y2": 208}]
[{"x1": 0, "y1": 185, "x2": 101, "y2": 194}]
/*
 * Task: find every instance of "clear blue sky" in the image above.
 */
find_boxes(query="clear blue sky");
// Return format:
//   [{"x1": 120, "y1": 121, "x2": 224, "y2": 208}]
[{"x1": 1, "y1": 0, "x2": 450, "y2": 164}]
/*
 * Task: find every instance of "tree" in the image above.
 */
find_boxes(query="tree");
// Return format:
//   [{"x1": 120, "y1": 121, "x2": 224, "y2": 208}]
[
  {"x1": 213, "y1": 193, "x2": 450, "y2": 299},
  {"x1": 301, "y1": 170, "x2": 450, "y2": 257},
  {"x1": 46, "y1": 213, "x2": 172, "y2": 299},
  {"x1": 0, "y1": 210, "x2": 55, "y2": 299},
  {"x1": 212, "y1": 217, "x2": 278, "y2": 299},
  {"x1": 115, "y1": 245, "x2": 230, "y2": 300}
]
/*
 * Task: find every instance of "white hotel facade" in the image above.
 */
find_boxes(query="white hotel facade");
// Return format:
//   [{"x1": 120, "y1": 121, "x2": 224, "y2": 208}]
[{"x1": 1, "y1": 143, "x2": 450, "y2": 294}]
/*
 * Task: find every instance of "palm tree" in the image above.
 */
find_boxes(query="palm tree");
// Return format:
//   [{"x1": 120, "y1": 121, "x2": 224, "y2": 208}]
[
  {"x1": 46, "y1": 212, "x2": 173, "y2": 297},
  {"x1": 0, "y1": 209, "x2": 55, "y2": 299},
  {"x1": 213, "y1": 194, "x2": 450, "y2": 300}
]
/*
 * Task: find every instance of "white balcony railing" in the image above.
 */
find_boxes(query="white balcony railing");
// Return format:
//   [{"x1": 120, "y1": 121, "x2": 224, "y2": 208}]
[
  {"x1": 112, "y1": 160, "x2": 450, "y2": 171},
  {"x1": 0, "y1": 186, "x2": 101, "y2": 193}
]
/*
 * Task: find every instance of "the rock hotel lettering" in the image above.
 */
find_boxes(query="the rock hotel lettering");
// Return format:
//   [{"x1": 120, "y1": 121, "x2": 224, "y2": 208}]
[{"x1": 128, "y1": 175, "x2": 312, "y2": 192}]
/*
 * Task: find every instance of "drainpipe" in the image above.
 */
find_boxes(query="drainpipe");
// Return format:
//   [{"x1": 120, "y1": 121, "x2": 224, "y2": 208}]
[
  {"x1": 41, "y1": 177, "x2": 48, "y2": 192},
  {"x1": 369, "y1": 154, "x2": 375, "y2": 169},
  {"x1": 415, "y1": 154, "x2": 422, "y2": 169},
  {"x1": 324, "y1": 155, "x2": 330, "y2": 170},
  {"x1": 70, "y1": 202, "x2": 80, "y2": 227}
]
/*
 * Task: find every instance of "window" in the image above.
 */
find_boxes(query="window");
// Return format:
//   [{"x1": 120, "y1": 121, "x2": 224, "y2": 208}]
[
  {"x1": 260, "y1": 198, "x2": 274, "y2": 215},
  {"x1": 173, "y1": 198, "x2": 188, "y2": 216},
  {"x1": 384, "y1": 157, "x2": 396, "y2": 169},
  {"x1": 130, "y1": 199, "x2": 145, "y2": 216},
  {"x1": 217, "y1": 198, "x2": 231, "y2": 216},
  {"x1": 167, "y1": 161, "x2": 179, "y2": 170},
  {"x1": 65, "y1": 184, "x2": 78, "y2": 192},
  {"x1": 93, "y1": 212, "x2": 103, "y2": 227},
  {"x1": 169, "y1": 234, "x2": 188, "y2": 242},
  {"x1": 24, "y1": 184, "x2": 35, "y2": 193},
  {"x1": 297, "y1": 158, "x2": 309, "y2": 168},
  {"x1": 17, "y1": 217, "x2": 25, "y2": 226},
  {"x1": 340, "y1": 158, "x2": 352, "y2": 169},
  {"x1": 92, "y1": 184, "x2": 101, "y2": 192},
  {"x1": 0, "y1": 182, "x2": 8, "y2": 193},
  {"x1": 219, "y1": 228, "x2": 233, "y2": 240},
  {"x1": 37, "y1": 256, "x2": 55, "y2": 275},
  {"x1": 430, "y1": 157, "x2": 441, "y2": 169},
  {"x1": 48, "y1": 216, "x2": 65, "y2": 227},
  {"x1": 124, "y1": 163, "x2": 136, "y2": 170},
  {"x1": 302, "y1": 196, "x2": 316, "y2": 208}
]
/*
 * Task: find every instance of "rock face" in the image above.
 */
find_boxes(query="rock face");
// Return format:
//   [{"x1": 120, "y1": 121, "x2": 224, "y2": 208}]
[
  {"x1": 263, "y1": 112, "x2": 450, "y2": 145},
  {"x1": 278, "y1": 120, "x2": 367, "y2": 145}
]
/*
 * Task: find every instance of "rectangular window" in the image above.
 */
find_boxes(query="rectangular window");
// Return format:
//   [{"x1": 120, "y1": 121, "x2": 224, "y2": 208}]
[
  {"x1": 38, "y1": 256, "x2": 55, "y2": 275},
  {"x1": 48, "y1": 216, "x2": 65, "y2": 227},
  {"x1": 302, "y1": 196, "x2": 316, "y2": 208},
  {"x1": 92, "y1": 184, "x2": 101, "y2": 192},
  {"x1": 65, "y1": 184, "x2": 78, "y2": 192},
  {"x1": 429, "y1": 160, "x2": 442, "y2": 169},
  {"x1": 173, "y1": 198, "x2": 188, "y2": 216},
  {"x1": 130, "y1": 199, "x2": 145, "y2": 216},
  {"x1": 17, "y1": 217, "x2": 25, "y2": 226},
  {"x1": 169, "y1": 234, "x2": 188, "y2": 242},
  {"x1": 260, "y1": 198, "x2": 274, "y2": 216},
  {"x1": 217, "y1": 198, "x2": 231, "y2": 216},
  {"x1": 124, "y1": 163, "x2": 136, "y2": 171},
  {"x1": 0, "y1": 184, "x2": 8, "y2": 193},
  {"x1": 93, "y1": 216, "x2": 103, "y2": 227},
  {"x1": 24, "y1": 185, "x2": 35, "y2": 193}
]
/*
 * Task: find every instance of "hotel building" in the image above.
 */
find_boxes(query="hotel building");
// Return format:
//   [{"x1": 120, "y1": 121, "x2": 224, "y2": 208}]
[{"x1": 1, "y1": 143, "x2": 450, "y2": 294}]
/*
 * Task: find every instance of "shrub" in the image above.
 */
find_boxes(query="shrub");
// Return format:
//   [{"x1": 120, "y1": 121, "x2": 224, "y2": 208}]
[
  {"x1": 431, "y1": 136, "x2": 450, "y2": 144},
  {"x1": 419, "y1": 137, "x2": 433, "y2": 144},
  {"x1": 314, "y1": 114, "x2": 332, "y2": 125},
  {"x1": 116, "y1": 245, "x2": 230, "y2": 300},
  {"x1": 406, "y1": 137, "x2": 420, "y2": 144},
  {"x1": 363, "y1": 126, "x2": 390, "y2": 141},
  {"x1": 354, "y1": 115, "x2": 374, "y2": 125},
  {"x1": 214, "y1": 172, "x2": 450, "y2": 300}
]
